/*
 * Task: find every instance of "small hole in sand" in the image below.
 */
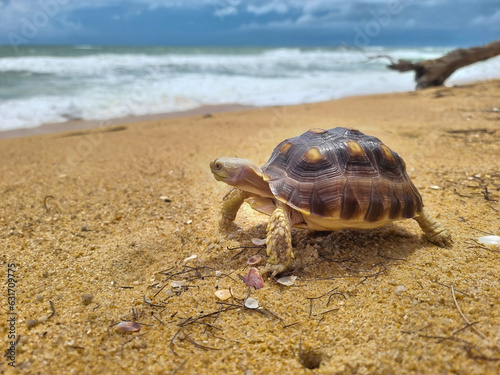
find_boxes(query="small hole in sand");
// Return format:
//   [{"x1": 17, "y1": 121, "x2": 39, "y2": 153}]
[{"x1": 298, "y1": 343, "x2": 322, "y2": 370}]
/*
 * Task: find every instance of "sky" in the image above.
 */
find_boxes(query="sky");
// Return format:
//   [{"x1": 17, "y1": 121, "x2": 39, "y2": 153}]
[{"x1": 0, "y1": 0, "x2": 499, "y2": 47}]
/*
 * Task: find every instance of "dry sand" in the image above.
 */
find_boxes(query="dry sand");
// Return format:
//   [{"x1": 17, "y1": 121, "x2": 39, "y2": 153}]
[{"x1": 1, "y1": 80, "x2": 499, "y2": 374}]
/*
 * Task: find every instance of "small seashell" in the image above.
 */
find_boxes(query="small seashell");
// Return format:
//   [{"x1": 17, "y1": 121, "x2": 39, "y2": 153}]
[
  {"x1": 242, "y1": 267, "x2": 264, "y2": 290},
  {"x1": 115, "y1": 321, "x2": 142, "y2": 333},
  {"x1": 247, "y1": 255, "x2": 262, "y2": 266},
  {"x1": 251, "y1": 238, "x2": 267, "y2": 246},
  {"x1": 429, "y1": 185, "x2": 441, "y2": 190},
  {"x1": 160, "y1": 196, "x2": 172, "y2": 202},
  {"x1": 215, "y1": 270, "x2": 222, "y2": 277},
  {"x1": 244, "y1": 297, "x2": 259, "y2": 309},
  {"x1": 171, "y1": 281, "x2": 184, "y2": 289},
  {"x1": 277, "y1": 275, "x2": 297, "y2": 286},
  {"x1": 183, "y1": 254, "x2": 197, "y2": 262},
  {"x1": 215, "y1": 289, "x2": 231, "y2": 301},
  {"x1": 185, "y1": 219, "x2": 193, "y2": 225},
  {"x1": 394, "y1": 285, "x2": 407, "y2": 295},
  {"x1": 478, "y1": 235, "x2": 500, "y2": 245}
]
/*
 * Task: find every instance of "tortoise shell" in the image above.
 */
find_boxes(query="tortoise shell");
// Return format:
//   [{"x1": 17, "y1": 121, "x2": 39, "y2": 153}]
[{"x1": 261, "y1": 127, "x2": 423, "y2": 223}]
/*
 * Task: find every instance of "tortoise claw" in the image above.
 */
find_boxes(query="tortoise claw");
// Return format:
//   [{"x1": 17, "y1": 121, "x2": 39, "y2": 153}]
[
  {"x1": 219, "y1": 218, "x2": 237, "y2": 231},
  {"x1": 261, "y1": 263, "x2": 288, "y2": 278},
  {"x1": 425, "y1": 229, "x2": 454, "y2": 248}
]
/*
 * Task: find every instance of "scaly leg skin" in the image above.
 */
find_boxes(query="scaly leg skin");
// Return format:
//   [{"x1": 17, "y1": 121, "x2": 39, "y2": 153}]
[
  {"x1": 220, "y1": 187, "x2": 251, "y2": 227},
  {"x1": 414, "y1": 208, "x2": 453, "y2": 248},
  {"x1": 263, "y1": 204, "x2": 294, "y2": 277}
]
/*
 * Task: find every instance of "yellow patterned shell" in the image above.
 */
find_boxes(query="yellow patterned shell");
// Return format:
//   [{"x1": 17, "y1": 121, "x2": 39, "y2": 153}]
[{"x1": 261, "y1": 127, "x2": 423, "y2": 223}]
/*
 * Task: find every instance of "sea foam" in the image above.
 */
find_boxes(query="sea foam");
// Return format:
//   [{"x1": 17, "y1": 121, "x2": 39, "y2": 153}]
[{"x1": 0, "y1": 46, "x2": 499, "y2": 131}]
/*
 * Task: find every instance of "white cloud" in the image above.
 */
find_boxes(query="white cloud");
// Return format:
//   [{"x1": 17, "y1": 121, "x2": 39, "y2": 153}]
[
  {"x1": 247, "y1": 2, "x2": 289, "y2": 15},
  {"x1": 213, "y1": 0, "x2": 241, "y2": 17},
  {"x1": 0, "y1": 0, "x2": 498, "y2": 44}
]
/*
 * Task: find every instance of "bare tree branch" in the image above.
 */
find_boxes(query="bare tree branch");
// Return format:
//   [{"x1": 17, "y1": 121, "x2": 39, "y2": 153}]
[{"x1": 388, "y1": 39, "x2": 500, "y2": 90}]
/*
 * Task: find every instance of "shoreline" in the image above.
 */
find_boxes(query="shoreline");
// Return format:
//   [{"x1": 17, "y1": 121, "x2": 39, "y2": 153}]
[
  {"x1": 2, "y1": 76, "x2": 499, "y2": 141},
  {"x1": 0, "y1": 103, "x2": 255, "y2": 140}
]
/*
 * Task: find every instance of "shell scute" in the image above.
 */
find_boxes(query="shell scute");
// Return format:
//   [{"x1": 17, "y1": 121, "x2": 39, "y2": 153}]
[{"x1": 261, "y1": 127, "x2": 423, "y2": 222}]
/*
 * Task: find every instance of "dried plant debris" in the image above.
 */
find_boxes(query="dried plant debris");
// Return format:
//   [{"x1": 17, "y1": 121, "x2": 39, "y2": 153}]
[
  {"x1": 445, "y1": 128, "x2": 498, "y2": 144},
  {"x1": 449, "y1": 173, "x2": 499, "y2": 202}
]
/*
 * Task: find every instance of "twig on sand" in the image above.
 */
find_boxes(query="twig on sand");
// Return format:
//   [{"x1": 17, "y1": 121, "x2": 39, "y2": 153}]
[
  {"x1": 169, "y1": 327, "x2": 221, "y2": 356},
  {"x1": 184, "y1": 332, "x2": 221, "y2": 351},
  {"x1": 307, "y1": 287, "x2": 345, "y2": 318},
  {"x1": 227, "y1": 245, "x2": 263, "y2": 259},
  {"x1": 419, "y1": 333, "x2": 500, "y2": 362},
  {"x1": 143, "y1": 295, "x2": 166, "y2": 308},
  {"x1": 431, "y1": 279, "x2": 469, "y2": 296},
  {"x1": 172, "y1": 360, "x2": 188, "y2": 375},
  {"x1": 451, "y1": 283, "x2": 486, "y2": 340},
  {"x1": 43, "y1": 195, "x2": 56, "y2": 213},
  {"x1": 48, "y1": 300, "x2": 57, "y2": 319}
]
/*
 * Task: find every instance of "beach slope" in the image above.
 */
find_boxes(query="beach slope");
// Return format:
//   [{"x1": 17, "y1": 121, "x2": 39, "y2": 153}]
[{"x1": 1, "y1": 80, "x2": 499, "y2": 374}]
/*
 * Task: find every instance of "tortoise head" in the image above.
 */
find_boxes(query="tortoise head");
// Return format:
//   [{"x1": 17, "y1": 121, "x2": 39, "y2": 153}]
[{"x1": 210, "y1": 157, "x2": 273, "y2": 197}]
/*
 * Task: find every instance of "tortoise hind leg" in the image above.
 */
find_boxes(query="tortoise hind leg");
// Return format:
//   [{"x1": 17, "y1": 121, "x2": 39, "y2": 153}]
[
  {"x1": 263, "y1": 203, "x2": 294, "y2": 277},
  {"x1": 220, "y1": 187, "x2": 251, "y2": 226},
  {"x1": 413, "y1": 208, "x2": 453, "y2": 247}
]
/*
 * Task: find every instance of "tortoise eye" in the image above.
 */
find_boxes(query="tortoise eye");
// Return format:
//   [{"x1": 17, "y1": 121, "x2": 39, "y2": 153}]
[{"x1": 215, "y1": 162, "x2": 222, "y2": 170}]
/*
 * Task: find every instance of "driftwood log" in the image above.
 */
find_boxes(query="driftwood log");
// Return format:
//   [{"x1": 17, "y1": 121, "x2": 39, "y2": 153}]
[{"x1": 388, "y1": 39, "x2": 500, "y2": 90}]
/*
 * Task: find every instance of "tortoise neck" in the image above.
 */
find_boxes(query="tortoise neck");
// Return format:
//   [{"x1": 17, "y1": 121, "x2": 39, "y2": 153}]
[{"x1": 236, "y1": 162, "x2": 274, "y2": 198}]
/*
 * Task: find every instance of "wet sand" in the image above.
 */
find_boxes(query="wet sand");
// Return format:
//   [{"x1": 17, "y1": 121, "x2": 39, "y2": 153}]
[{"x1": 1, "y1": 80, "x2": 499, "y2": 374}]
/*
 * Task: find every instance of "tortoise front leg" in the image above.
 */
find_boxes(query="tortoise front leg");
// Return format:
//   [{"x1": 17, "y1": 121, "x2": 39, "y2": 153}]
[
  {"x1": 263, "y1": 203, "x2": 294, "y2": 276},
  {"x1": 413, "y1": 208, "x2": 453, "y2": 248},
  {"x1": 220, "y1": 187, "x2": 251, "y2": 226}
]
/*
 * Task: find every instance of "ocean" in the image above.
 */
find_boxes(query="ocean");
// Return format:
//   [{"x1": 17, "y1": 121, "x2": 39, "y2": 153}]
[{"x1": 1, "y1": 45, "x2": 499, "y2": 131}]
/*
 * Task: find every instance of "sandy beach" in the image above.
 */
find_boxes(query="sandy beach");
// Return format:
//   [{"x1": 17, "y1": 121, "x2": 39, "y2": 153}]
[{"x1": 1, "y1": 80, "x2": 499, "y2": 374}]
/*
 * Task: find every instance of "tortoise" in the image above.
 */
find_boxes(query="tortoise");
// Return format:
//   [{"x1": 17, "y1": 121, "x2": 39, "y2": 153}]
[{"x1": 210, "y1": 127, "x2": 452, "y2": 275}]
